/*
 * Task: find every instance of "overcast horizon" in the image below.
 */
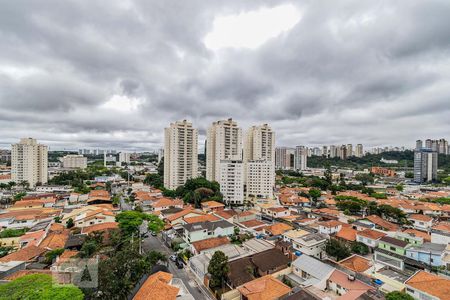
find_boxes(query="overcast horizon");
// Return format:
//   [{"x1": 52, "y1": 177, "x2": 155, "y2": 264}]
[{"x1": 1, "y1": 1, "x2": 450, "y2": 151}]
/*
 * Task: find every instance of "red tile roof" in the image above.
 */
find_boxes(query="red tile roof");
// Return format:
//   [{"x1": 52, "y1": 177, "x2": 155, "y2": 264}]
[
  {"x1": 0, "y1": 245, "x2": 47, "y2": 262},
  {"x1": 191, "y1": 237, "x2": 230, "y2": 253}
]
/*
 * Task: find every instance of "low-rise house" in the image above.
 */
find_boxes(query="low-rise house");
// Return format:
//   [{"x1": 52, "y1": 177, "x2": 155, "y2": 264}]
[
  {"x1": 431, "y1": 222, "x2": 450, "y2": 244},
  {"x1": 399, "y1": 229, "x2": 431, "y2": 244},
  {"x1": 133, "y1": 271, "x2": 180, "y2": 300},
  {"x1": 190, "y1": 236, "x2": 230, "y2": 255},
  {"x1": 405, "y1": 270, "x2": 450, "y2": 300},
  {"x1": 364, "y1": 215, "x2": 398, "y2": 232},
  {"x1": 318, "y1": 220, "x2": 342, "y2": 235},
  {"x1": 234, "y1": 211, "x2": 256, "y2": 223},
  {"x1": 238, "y1": 219, "x2": 266, "y2": 231},
  {"x1": 81, "y1": 222, "x2": 119, "y2": 235},
  {"x1": 374, "y1": 236, "x2": 410, "y2": 270},
  {"x1": 237, "y1": 275, "x2": 291, "y2": 300},
  {"x1": 86, "y1": 190, "x2": 111, "y2": 205},
  {"x1": 61, "y1": 206, "x2": 115, "y2": 228},
  {"x1": 0, "y1": 261, "x2": 26, "y2": 280},
  {"x1": 150, "y1": 198, "x2": 183, "y2": 212},
  {"x1": 406, "y1": 242, "x2": 446, "y2": 267},
  {"x1": 182, "y1": 220, "x2": 234, "y2": 244},
  {"x1": 338, "y1": 255, "x2": 373, "y2": 274},
  {"x1": 182, "y1": 214, "x2": 220, "y2": 224},
  {"x1": 409, "y1": 214, "x2": 433, "y2": 231},
  {"x1": 0, "y1": 245, "x2": 46, "y2": 263},
  {"x1": 242, "y1": 238, "x2": 274, "y2": 254},
  {"x1": 266, "y1": 207, "x2": 290, "y2": 218},
  {"x1": 282, "y1": 229, "x2": 309, "y2": 243},
  {"x1": 289, "y1": 254, "x2": 335, "y2": 290},
  {"x1": 263, "y1": 223, "x2": 293, "y2": 237},
  {"x1": 327, "y1": 269, "x2": 373, "y2": 299},
  {"x1": 201, "y1": 201, "x2": 225, "y2": 213},
  {"x1": 335, "y1": 227, "x2": 357, "y2": 243},
  {"x1": 356, "y1": 229, "x2": 386, "y2": 250},
  {"x1": 292, "y1": 233, "x2": 327, "y2": 259},
  {"x1": 164, "y1": 208, "x2": 204, "y2": 228},
  {"x1": 213, "y1": 210, "x2": 236, "y2": 223}
]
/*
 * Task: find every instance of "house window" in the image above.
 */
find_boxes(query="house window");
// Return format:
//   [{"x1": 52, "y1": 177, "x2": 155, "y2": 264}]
[{"x1": 390, "y1": 246, "x2": 396, "y2": 251}]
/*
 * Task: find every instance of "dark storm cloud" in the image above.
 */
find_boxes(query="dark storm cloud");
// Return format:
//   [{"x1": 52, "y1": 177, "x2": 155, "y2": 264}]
[{"x1": 0, "y1": 0, "x2": 450, "y2": 150}]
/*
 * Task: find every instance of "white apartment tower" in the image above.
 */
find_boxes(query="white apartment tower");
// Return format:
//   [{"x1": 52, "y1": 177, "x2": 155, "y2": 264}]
[
  {"x1": 118, "y1": 152, "x2": 131, "y2": 164},
  {"x1": 244, "y1": 124, "x2": 275, "y2": 200},
  {"x1": 164, "y1": 120, "x2": 198, "y2": 190},
  {"x1": 206, "y1": 118, "x2": 242, "y2": 182},
  {"x1": 355, "y1": 144, "x2": 364, "y2": 158},
  {"x1": 11, "y1": 138, "x2": 48, "y2": 187},
  {"x1": 246, "y1": 160, "x2": 275, "y2": 199},
  {"x1": 62, "y1": 154, "x2": 87, "y2": 169},
  {"x1": 219, "y1": 160, "x2": 244, "y2": 205},
  {"x1": 294, "y1": 146, "x2": 308, "y2": 171},
  {"x1": 243, "y1": 124, "x2": 275, "y2": 162}
]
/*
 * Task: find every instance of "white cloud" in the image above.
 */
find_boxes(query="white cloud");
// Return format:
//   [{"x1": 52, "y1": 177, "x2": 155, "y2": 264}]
[{"x1": 204, "y1": 4, "x2": 301, "y2": 50}]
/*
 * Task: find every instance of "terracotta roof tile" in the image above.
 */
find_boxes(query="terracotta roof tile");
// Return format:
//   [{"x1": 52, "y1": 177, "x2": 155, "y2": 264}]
[
  {"x1": 336, "y1": 227, "x2": 357, "y2": 241},
  {"x1": 184, "y1": 214, "x2": 220, "y2": 224},
  {"x1": 191, "y1": 237, "x2": 230, "y2": 253},
  {"x1": 238, "y1": 275, "x2": 291, "y2": 300},
  {"x1": 410, "y1": 214, "x2": 432, "y2": 222},
  {"x1": 133, "y1": 271, "x2": 179, "y2": 300},
  {"x1": 405, "y1": 270, "x2": 450, "y2": 300},
  {"x1": 339, "y1": 255, "x2": 372, "y2": 272},
  {"x1": 0, "y1": 245, "x2": 47, "y2": 262},
  {"x1": 81, "y1": 222, "x2": 119, "y2": 234},
  {"x1": 357, "y1": 229, "x2": 386, "y2": 240},
  {"x1": 264, "y1": 223, "x2": 293, "y2": 236}
]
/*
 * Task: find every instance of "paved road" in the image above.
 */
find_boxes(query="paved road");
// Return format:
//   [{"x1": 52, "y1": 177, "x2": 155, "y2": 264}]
[{"x1": 141, "y1": 234, "x2": 213, "y2": 300}]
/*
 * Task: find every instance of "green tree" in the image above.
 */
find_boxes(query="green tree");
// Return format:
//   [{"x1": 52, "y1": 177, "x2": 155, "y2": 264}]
[
  {"x1": 66, "y1": 218, "x2": 74, "y2": 229},
  {"x1": 395, "y1": 184, "x2": 404, "y2": 192},
  {"x1": 143, "y1": 173, "x2": 163, "y2": 189},
  {"x1": 355, "y1": 173, "x2": 374, "y2": 185},
  {"x1": 308, "y1": 189, "x2": 322, "y2": 206},
  {"x1": 0, "y1": 274, "x2": 84, "y2": 300},
  {"x1": 325, "y1": 239, "x2": 351, "y2": 261},
  {"x1": 207, "y1": 251, "x2": 229, "y2": 289},
  {"x1": 13, "y1": 191, "x2": 27, "y2": 201},
  {"x1": 44, "y1": 248, "x2": 65, "y2": 264},
  {"x1": 147, "y1": 214, "x2": 164, "y2": 234},
  {"x1": 115, "y1": 211, "x2": 147, "y2": 236},
  {"x1": 385, "y1": 291, "x2": 414, "y2": 300},
  {"x1": 351, "y1": 242, "x2": 369, "y2": 255}
]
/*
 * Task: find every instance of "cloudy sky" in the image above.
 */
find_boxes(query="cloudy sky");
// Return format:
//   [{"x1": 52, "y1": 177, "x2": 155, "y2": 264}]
[{"x1": 1, "y1": 0, "x2": 450, "y2": 151}]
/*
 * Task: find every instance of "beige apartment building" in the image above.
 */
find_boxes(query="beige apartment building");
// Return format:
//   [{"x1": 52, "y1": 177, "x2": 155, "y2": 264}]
[
  {"x1": 62, "y1": 154, "x2": 87, "y2": 169},
  {"x1": 11, "y1": 138, "x2": 48, "y2": 187},
  {"x1": 206, "y1": 118, "x2": 242, "y2": 182},
  {"x1": 243, "y1": 124, "x2": 275, "y2": 162},
  {"x1": 164, "y1": 120, "x2": 198, "y2": 190}
]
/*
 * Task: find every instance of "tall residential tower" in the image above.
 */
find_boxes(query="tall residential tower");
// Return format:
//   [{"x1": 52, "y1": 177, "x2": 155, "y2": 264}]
[
  {"x1": 164, "y1": 120, "x2": 198, "y2": 190},
  {"x1": 11, "y1": 138, "x2": 48, "y2": 187}
]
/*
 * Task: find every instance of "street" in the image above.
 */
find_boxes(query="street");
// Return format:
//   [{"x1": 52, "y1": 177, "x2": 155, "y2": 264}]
[{"x1": 141, "y1": 234, "x2": 213, "y2": 300}]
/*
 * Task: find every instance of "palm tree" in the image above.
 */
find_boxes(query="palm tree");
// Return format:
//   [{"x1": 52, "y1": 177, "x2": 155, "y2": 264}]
[
  {"x1": 19, "y1": 180, "x2": 30, "y2": 190},
  {"x1": 7, "y1": 181, "x2": 16, "y2": 191}
]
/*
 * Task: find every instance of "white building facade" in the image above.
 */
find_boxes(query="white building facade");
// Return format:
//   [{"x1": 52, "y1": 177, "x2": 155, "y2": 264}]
[
  {"x1": 164, "y1": 120, "x2": 198, "y2": 190},
  {"x1": 219, "y1": 160, "x2": 244, "y2": 205},
  {"x1": 62, "y1": 154, "x2": 87, "y2": 169},
  {"x1": 11, "y1": 138, "x2": 48, "y2": 187}
]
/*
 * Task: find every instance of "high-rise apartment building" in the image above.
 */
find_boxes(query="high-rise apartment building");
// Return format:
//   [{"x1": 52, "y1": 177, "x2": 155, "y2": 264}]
[
  {"x1": 416, "y1": 140, "x2": 423, "y2": 150},
  {"x1": 346, "y1": 144, "x2": 353, "y2": 157},
  {"x1": 322, "y1": 146, "x2": 328, "y2": 158},
  {"x1": 11, "y1": 138, "x2": 48, "y2": 187},
  {"x1": 329, "y1": 145, "x2": 337, "y2": 158},
  {"x1": 243, "y1": 124, "x2": 275, "y2": 163},
  {"x1": 417, "y1": 139, "x2": 448, "y2": 155},
  {"x1": 206, "y1": 118, "x2": 242, "y2": 182},
  {"x1": 339, "y1": 145, "x2": 348, "y2": 160},
  {"x1": 118, "y1": 152, "x2": 131, "y2": 164},
  {"x1": 275, "y1": 147, "x2": 295, "y2": 169},
  {"x1": 246, "y1": 160, "x2": 274, "y2": 199},
  {"x1": 62, "y1": 154, "x2": 87, "y2": 169},
  {"x1": 414, "y1": 148, "x2": 438, "y2": 183},
  {"x1": 219, "y1": 160, "x2": 244, "y2": 205},
  {"x1": 244, "y1": 124, "x2": 275, "y2": 200},
  {"x1": 164, "y1": 120, "x2": 198, "y2": 190},
  {"x1": 294, "y1": 146, "x2": 308, "y2": 171},
  {"x1": 355, "y1": 144, "x2": 364, "y2": 158}
]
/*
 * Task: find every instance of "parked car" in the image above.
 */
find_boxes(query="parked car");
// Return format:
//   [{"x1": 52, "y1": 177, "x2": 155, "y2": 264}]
[
  {"x1": 151, "y1": 232, "x2": 157, "y2": 236},
  {"x1": 169, "y1": 255, "x2": 177, "y2": 262},
  {"x1": 176, "y1": 261, "x2": 183, "y2": 269}
]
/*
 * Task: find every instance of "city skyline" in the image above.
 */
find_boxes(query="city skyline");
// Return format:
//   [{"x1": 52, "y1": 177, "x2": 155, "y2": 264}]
[{"x1": 1, "y1": 1, "x2": 450, "y2": 150}]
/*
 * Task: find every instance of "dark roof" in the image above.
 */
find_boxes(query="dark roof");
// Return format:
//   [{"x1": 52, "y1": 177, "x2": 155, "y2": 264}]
[
  {"x1": 161, "y1": 207, "x2": 184, "y2": 214},
  {"x1": 379, "y1": 236, "x2": 409, "y2": 248},
  {"x1": 251, "y1": 248, "x2": 290, "y2": 272},
  {"x1": 228, "y1": 256, "x2": 255, "y2": 287},
  {"x1": 281, "y1": 289, "x2": 321, "y2": 300},
  {"x1": 64, "y1": 234, "x2": 86, "y2": 248},
  {"x1": 183, "y1": 220, "x2": 234, "y2": 232},
  {"x1": 150, "y1": 264, "x2": 170, "y2": 275}
]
